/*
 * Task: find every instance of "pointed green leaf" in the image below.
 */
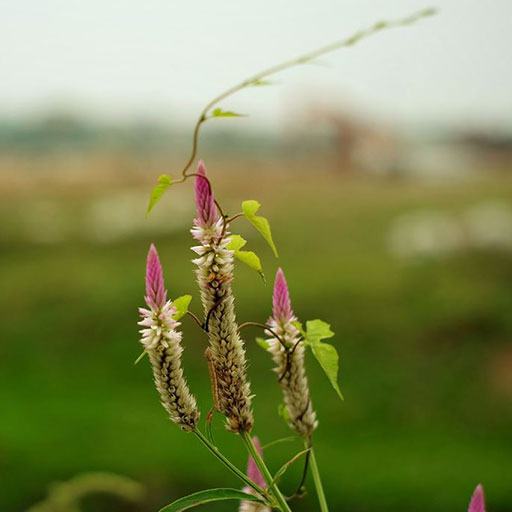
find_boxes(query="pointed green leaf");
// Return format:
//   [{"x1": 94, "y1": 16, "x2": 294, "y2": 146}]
[
  {"x1": 227, "y1": 234, "x2": 264, "y2": 279},
  {"x1": 147, "y1": 174, "x2": 173, "y2": 215},
  {"x1": 211, "y1": 108, "x2": 246, "y2": 118},
  {"x1": 255, "y1": 337, "x2": 270, "y2": 350},
  {"x1": 303, "y1": 319, "x2": 334, "y2": 346},
  {"x1": 226, "y1": 234, "x2": 247, "y2": 251},
  {"x1": 241, "y1": 200, "x2": 278, "y2": 257},
  {"x1": 311, "y1": 342, "x2": 344, "y2": 400},
  {"x1": 158, "y1": 488, "x2": 264, "y2": 512},
  {"x1": 172, "y1": 295, "x2": 192, "y2": 321},
  {"x1": 234, "y1": 250, "x2": 263, "y2": 275},
  {"x1": 278, "y1": 403, "x2": 290, "y2": 423},
  {"x1": 249, "y1": 79, "x2": 273, "y2": 87}
]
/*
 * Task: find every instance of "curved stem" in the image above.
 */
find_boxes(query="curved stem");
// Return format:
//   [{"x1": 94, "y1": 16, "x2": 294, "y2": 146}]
[
  {"x1": 176, "y1": 8, "x2": 436, "y2": 180},
  {"x1": 309, "y1": 445, "x2": 329, "y2": 512},
  {"x1": 240, "y1": 431, "x2": 292, "y2": 512},
  {"x1": 193, "y1": 429, "x2": 268, "y2": 501}
]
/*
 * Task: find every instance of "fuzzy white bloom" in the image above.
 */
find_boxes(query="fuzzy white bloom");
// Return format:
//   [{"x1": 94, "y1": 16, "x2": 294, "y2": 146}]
[
  {"x1": 192, "y1": 161, "x2": 253, "y2": 433},
  {"x1": 266, "y1": 269, "x2": 317, "y2": 439},
  {"x1": 138, "y1": 244, "x2": 199, "y2": 432}
]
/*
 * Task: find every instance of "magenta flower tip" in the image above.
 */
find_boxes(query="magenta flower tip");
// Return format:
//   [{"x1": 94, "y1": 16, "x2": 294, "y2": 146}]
[
  {"x1": 468, "y1": 484, "x2": 486, "y2": 512},
  {"x1": 145, "y1": 243, "x2": 167, "y2": 309},
  {"x1": 194, "y1": 160, "x2": 218, "y2": 226},
  {"x1": 273, "y1": 268, "x2": 293, "y2": 321},
  {"x1": 246, "y1": 436, "x2": 266, "y2": 489}
]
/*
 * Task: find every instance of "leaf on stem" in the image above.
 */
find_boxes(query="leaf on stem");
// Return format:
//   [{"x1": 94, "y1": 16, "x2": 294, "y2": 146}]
[
  {"x1": 241, "y1": 200, "x2": 278, "y2": 257},
  {"x1": 158, "y1": 488, "x2": 265, "y2": 512},
  {"x1": 211, "y1": 108, "x2": 246, "y2": 118},
  {"x1": 301, "y1": 319, "x2": 343, "y2": 401},
  {"x1": 249, "y1": 79, "x2": 273, "y2": 87},
  {"x1": 172, "y1": 295, "x2": 192, "y2": 321},
  {"x1": 147, "y1": 174, "x2": 173, "y2": 215},
  {"x1": 227, "y1": 234, "x2": 264, "y2": 279},
  {"x1": 255, "y1": 337, "x2": 270, "y2": 350}
]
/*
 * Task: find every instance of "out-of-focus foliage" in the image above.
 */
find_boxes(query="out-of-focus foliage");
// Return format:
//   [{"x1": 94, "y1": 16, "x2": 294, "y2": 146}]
[{"x1": 1, "y1": 155, "x2": 512, "y2": 512}]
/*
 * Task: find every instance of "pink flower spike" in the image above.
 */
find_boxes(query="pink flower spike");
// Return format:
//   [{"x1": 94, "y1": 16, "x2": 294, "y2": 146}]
[
  {"x1": 194, "y1": 160, "x2": 218, "y2": 226},
  {"x1": 273, "y1": 268, "x2": 293, "y2": 322},
  {"x1": 145, "y1": 244, "x2": 167, "y2": 309},
  {"x1": 468, "y1": 484, "x2": 486, "y2": 512},
  {"x1": 246, "y1": 437, "x2": 266, "y2": 489}
]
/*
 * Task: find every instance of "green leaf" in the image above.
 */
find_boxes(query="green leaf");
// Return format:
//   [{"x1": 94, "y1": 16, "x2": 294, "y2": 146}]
[
  {"x1": 255, "y1": 337, "x2": 270, "y2": 350},
  {"x1": 227, "y1": 234, "x2": 264, "y2": 279},
  {"x1": 301, "y1": 319, "x2": 343, "y2": 400},
  {"x1": 211, "y1": 108, "x2": 245, "y2": 118},
  {"x1": 234, "y1": 250, "x2": 263, "y2": 275},
  {"x1": 278, "y1": 403, "x2": 290, "y2": 423},
  {"x1": 249, "y1": 79, "x2": 273, "y2": 87},
  {"x1": 241, "y1": 200, "x2": 278, "y2": 257},
  {"x1": 311, "y1": 342, "x2": 344, "y2": 401},
  {"x1": 158, "y1": 488, "x2": 264, "y2": 512},
  {"x1": 147, "y1": 174, "x2": 173, "y2": 215},
  {"x1": 172, "y1": 295, "x2": 192, "y2": 321},
  {"x1": 226, "y1": 234, "x2": 247, "y2": 251},
  {"x1": 303, "y1": 319, "x2": 334, "y2": 346}
]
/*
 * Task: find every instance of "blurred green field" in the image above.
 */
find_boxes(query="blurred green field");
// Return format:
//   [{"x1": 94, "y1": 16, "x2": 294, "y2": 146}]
[{"x1": 1, "y1": 166, "x2": 512, "y2": 511}]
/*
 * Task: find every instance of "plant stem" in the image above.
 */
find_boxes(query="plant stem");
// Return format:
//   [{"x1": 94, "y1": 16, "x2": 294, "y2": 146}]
[
  {"x1": 240, "y1": 431, "x2": 293, "y2": 512},
  {"x1": 193, "y1": 429, "x2": 268, "y2": 501},
  {"x1": 177, "y1": 8, "x2": 436, "y2": 180},
  {"x1": 309, "y1": 445, "x2": 329, "y2": 512}
]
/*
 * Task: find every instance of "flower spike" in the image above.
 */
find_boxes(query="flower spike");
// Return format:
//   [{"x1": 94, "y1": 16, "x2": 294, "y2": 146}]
[
  {"x1": 191, "y1": 161, "x2": 254, "y2": 433},
  {"x1": 145, "y1": 243, "x2": 167, "y2": 309},
  {"x1": 194, "y1": 160, "x2": 219, "y2": 228},
  {"x1": 266, "y1": 268, "x2": 317, "y2": 438},
  {"x1": 138, "y1": 244, "x2": 199, "y2": 431},
  {"x1": 468, "y1": 484, "x2": 486, "y2": 512},
  {"x1": 273, "y1": 268, "x2": 293, "y2": 322}
]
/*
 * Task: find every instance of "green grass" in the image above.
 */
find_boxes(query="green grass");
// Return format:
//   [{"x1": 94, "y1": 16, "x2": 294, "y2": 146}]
[{"x1": 1, "y1": 173, "x2": 512, "y2": 511}]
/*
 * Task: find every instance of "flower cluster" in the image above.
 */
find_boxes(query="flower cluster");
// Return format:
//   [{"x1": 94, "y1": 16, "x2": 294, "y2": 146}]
[
  {"x1": 138, "y1": 244, "x2": 199, "y2": 431},
  {"x1": 191, "y1": 161, "x2": 254, "y2": 433},
  {"x1": 266, "y1": 268, "x2": 318, "y2": 439},
  {"x1": 468, "y1": 484, "x2": 486, "y2": 512}
]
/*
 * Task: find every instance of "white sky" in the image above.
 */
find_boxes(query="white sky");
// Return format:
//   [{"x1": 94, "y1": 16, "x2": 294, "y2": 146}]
[{"x1": 1, "y1": 0, "x2": 512, "y2": 130}]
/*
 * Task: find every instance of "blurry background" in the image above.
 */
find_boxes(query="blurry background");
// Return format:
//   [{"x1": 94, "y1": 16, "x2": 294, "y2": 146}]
[{"x1": 1, "y1": 1, "x2": 512, "y2": 511}]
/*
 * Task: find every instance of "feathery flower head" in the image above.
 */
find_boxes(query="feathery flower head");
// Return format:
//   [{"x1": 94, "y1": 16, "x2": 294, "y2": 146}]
[
  {"x1": 266, "y1": 267, "x2": 318, "y2": 438},
  {"x1": 273, "y1": 268, "x2": 293, "y2": 322},
  {"x1": 194, "y1": 160, "x2": 219, "y2": 228},
  {"x1": 468, "y1": 484, "x2": 486, "y2": 512},
  {"x1": 145, "y1": 243, "x2": 167, "y2": 309},
  {"x1": 138, "y1": 244, "x2": 199, "y2": 431}
]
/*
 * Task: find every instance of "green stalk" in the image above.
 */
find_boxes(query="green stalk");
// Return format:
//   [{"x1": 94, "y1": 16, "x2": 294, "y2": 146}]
[
  {"x1": 193, "y1": 430, "x2": 268, "y2": 501},
  {"x1": 309, "y1": 445, "x2": 329, "y2": 512},
  {"x1": 240, "y1": 431, "x2": 292, "y2": 512}
]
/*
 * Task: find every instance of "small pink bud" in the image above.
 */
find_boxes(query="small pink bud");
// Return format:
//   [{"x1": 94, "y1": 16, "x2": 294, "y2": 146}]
[
  {"x1": 468, "y1": 484, "x2": 486, "y2": 512},
  {"x1": 246, "y1": 437, "x2": 266, "y2": 489},
  {"x1": 194, "y1": 160, "x2": 219, "y2": 226},
  {"x1": 145, "y1": 244, "x2": 167, "y2": 309},
  {"x1": 273, "y1": 268, "x2": 293, "y2": 322}
]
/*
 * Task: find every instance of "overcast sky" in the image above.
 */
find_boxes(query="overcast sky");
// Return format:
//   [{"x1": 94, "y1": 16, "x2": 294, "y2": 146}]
[{"x1": 1, "y1": 0, "x2": 511, "y2": 131}]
